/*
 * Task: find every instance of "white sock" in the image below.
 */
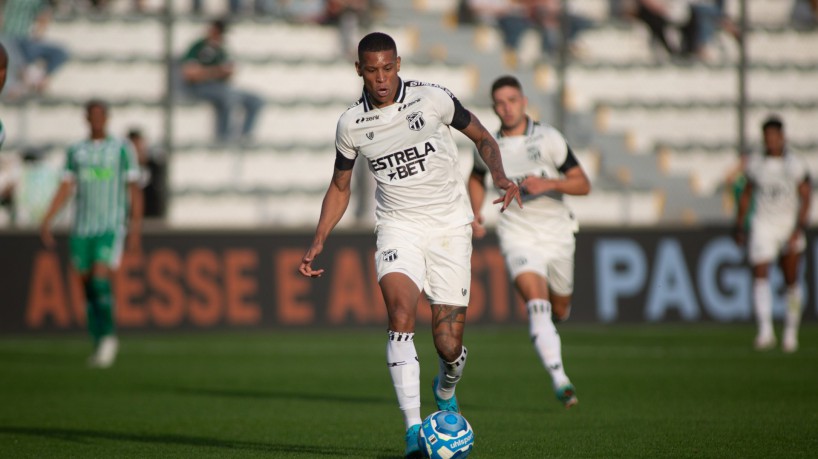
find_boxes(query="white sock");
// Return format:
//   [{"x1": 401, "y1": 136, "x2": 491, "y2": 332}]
[
  {"x1": 784, "y1": 284, "x2": 803, "y2": 333},
  {"x1": 528, "y1": 299, "x2": 570, "y2": 388},
  {"x1": 753, "y1": 279, "x2": 773, "y2": 338},
  {"x1": 387, "y1": 331, "x2": 421, "y2": 429},
  {"x1": 436, "y1": 347, "x2": 467, "y2": 400}
]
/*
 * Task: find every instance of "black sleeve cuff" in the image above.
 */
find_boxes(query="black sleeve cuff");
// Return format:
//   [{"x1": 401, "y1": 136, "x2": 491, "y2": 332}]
[
  {"x1": 335, "y1": 151, "x2": 356, "y2": 170},
  {"x1": 450, "y1": 98, "x2": 471, "y2": 130},
  {"x1": 558, "y1": 145, "x2": 580, "y2": 174}
]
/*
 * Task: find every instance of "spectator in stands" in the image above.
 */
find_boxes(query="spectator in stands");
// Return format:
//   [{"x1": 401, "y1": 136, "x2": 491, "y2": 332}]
[
  {"x1": 462, "y1": 0, "x2": 513, "y2": 26},
  {"x1": 180, "y1": 18, "x2": 264, "y2": 144},
  {"x1": 320, "y1": 0, "x2": 373, "y2": 60},
  {"x1": 680, "y1": 0, "x2": 741, "y2": 60},
  {"x1": 127, "y1": 128, "x2": 166, "y2": 218},
  {"x1": 623, "y1": 0, "x2": 680, "y2": 57},
  {"x1": 791, "y1": 0, "x2": 818, "y2": 29},
  {"x1": 491, "y1": 0, "x2": 593, "y2": 68},
  {"x1": 191, "y1": 0, "x2": 276, "y2": 16},
  {"x1": 537, "y1": 0, "x2": 593, "y2": 57},
  {"x1": 0, "y1": 0, "x2": 69, "y2": 96}
]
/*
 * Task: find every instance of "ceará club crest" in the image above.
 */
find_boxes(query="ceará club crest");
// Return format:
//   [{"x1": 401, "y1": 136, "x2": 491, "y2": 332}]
[{"x1": 406, "y1": 111, "x2": 425, "y2": 131}]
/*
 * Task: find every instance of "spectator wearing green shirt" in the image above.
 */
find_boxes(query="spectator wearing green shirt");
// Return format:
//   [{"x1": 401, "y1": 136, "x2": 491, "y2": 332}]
[
  {"x1": 181, "y1": 18, "x2": 264, "y2": 144},
  {"x1": 40, "y1": 99, "x2": 143, "y2": 369}
]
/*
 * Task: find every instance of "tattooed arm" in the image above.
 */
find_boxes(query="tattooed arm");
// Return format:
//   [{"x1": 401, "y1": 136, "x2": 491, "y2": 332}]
[{"x1": 458, "y1": 111, "x2": 522, "y2": 211}]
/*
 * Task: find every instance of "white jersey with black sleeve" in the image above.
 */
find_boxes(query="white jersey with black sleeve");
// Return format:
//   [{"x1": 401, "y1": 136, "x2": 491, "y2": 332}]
[
  {"x1": 474, "y1": 118, "x2": 581, "y2": 236},
  {"x1": 335, "y1": 80, "x2": 474, "y2": 228},
  {"x1": 746, "y1": 151, "x2": 810, "y2": 229},
  {"x1": 335, "y1": 78, "x2": 473, "y2": 229}
]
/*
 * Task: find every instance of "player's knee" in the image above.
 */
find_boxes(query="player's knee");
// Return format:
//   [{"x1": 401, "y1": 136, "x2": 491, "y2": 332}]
[{"x1": 387, "y1": 307, "x2": 416, "y2": 333}]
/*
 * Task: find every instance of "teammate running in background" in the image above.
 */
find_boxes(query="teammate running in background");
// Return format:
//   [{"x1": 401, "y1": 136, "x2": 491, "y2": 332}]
[
  {"x1": 735, "y1": 116, "x2": 811, "y2": 353},
  {"x1": 469, "y1": 75, "x2": 590, "y2": 408},
  {"x1": 40, "y1": 99, "x2": 143, "y2": 368},
  {"x1": 299, "y1": 32, "x2": 520, "y2": 458}
]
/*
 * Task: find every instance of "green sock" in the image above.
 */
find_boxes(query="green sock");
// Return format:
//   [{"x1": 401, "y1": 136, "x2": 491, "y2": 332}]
[
  {"x1": 84, "y1": 281, "x2": 103, "y2": 346},
  {"x1": 91, "y1": 277, "x2": 116, "y2": 338}
]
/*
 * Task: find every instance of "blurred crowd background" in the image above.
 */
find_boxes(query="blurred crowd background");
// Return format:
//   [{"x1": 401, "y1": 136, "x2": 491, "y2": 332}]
[{"x1": 1, "y1": 0, "x2": 816, "y2": 231}]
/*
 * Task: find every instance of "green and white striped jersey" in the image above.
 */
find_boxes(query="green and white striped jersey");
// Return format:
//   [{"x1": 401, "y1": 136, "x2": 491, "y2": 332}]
[
  {"x1": 1, "y1": 0, "x2": 48, "y2": 38},
  {"x1": 63, "y1": 136, "x2": 139, "y2": 236}
]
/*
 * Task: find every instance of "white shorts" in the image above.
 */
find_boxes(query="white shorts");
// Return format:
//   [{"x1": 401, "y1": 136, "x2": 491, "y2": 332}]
[
  {"x1": 748, "y1": 219, "x2": 806, "y2": 266},
  {"x1": 498, "y1": 224, "x2": 575, "y2": 296},
  {"x1": 375, "y1": 223, "x2": 473, "y2": 307}
]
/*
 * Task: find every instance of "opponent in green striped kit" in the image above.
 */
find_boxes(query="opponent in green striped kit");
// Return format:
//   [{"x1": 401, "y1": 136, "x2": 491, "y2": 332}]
[{"x1": 40, "y1": 99, "x2": 143, "y2": 368}]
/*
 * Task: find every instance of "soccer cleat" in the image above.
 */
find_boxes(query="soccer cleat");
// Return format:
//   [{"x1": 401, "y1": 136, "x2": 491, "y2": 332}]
[
  {"x1": 782, "y1": 329, "x2": 798, "y2": 353},
  {"x1": 754, "y1": 332, "x2": 776, "y2": 351},
  {"x1": 404, "y1": 424, "x2": 423, "y2": 459},
  {"x1": 92, "y1": 335, "x2": 119, "y2": 368},
  {"x1": 555, "y1": 383, "x2": 578, "y2": 409},
  {"x1": 433, "y1": 376, "x2": 460, "y2": 413}
]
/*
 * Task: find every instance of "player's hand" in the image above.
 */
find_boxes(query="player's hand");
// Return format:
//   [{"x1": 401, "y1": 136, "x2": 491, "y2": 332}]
[
  {"x1": 299, "y1": 243, "x2": 325, "y2": 278},
  {"x1": 492, "y1": 178, "x2": 522, "y2": 212},
  {"x1": 732, "y1": 223, "x2": 746, "y2": 246},
  {"x1": 471, "y1": 214, "x2": 486, "y2": 239},
  {"x1": 787, "y1": 230, "x2": 801, "y2": 253},
  {"x1": 40, "y1": 225, "x2": 56, "y2": 249},
  {"x1": 520, "y1": 176, "x2": 556, "y2": 195}
]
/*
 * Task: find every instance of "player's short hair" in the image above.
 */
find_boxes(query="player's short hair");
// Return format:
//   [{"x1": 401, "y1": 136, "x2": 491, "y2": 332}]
[
  {"x1": 211, "y1": 18, "x2": 228, "y2": 34},
  {"x1": 127, "y1": 128, "x2": 142, "y2": 141},
  {"x1": 762, "y1": 115, "x2": 783, "y2": 132},
  {"x1": 491, "y1": 75, "x2": 524, "y2": 97},
  {"x1": 85, "y1": 98, "x2": 109, "y2": 115},
  {"x1": 357, "y1": 32, "x2": 397, "y2": 61}
]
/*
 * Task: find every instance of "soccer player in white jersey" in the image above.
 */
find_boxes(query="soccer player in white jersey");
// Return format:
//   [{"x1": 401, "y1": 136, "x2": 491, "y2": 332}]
[
  {"x1": 40, "y1": 99, "x2": 143, "y2": 368},
  {"x1": 469, "y1": 76, "x2": 590, "y2": 408},
  {"x1": 735, "y1": 116, "x2": 811, "y2": 353},
  {"x1": 299, "y1": 32, "x2": 521, "y2": 458}
]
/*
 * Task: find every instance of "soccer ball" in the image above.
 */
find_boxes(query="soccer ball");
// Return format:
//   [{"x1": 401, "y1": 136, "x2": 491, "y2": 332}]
[{"x1": 418, "y1": 411, "x2": 474, "y2": 459}]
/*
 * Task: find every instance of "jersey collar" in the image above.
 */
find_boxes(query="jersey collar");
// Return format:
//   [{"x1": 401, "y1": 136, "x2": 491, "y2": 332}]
[
  {"x1": 361, "y1": 78, "x2": 407, "y2": 112},
  {"x1": 497, "y1": 116, "x2": 535, "y2": 138}
]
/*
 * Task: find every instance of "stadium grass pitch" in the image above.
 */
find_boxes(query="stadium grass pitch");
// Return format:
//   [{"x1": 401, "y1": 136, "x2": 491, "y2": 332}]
[{"x1": 0, "y1": 324, "x2": 816, "y2": 458}]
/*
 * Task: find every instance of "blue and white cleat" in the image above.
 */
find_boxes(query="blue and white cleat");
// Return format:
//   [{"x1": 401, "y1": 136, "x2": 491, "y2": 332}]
[
  {"x1": 404, "y1": 424, "x2": 423, "y2": 459},
  {"x1": 555, "y1": 383, "x2": 578, "y2": 409},
  {"x1": 433, "y1": 375, "x2": 460, "y2": 413}
]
